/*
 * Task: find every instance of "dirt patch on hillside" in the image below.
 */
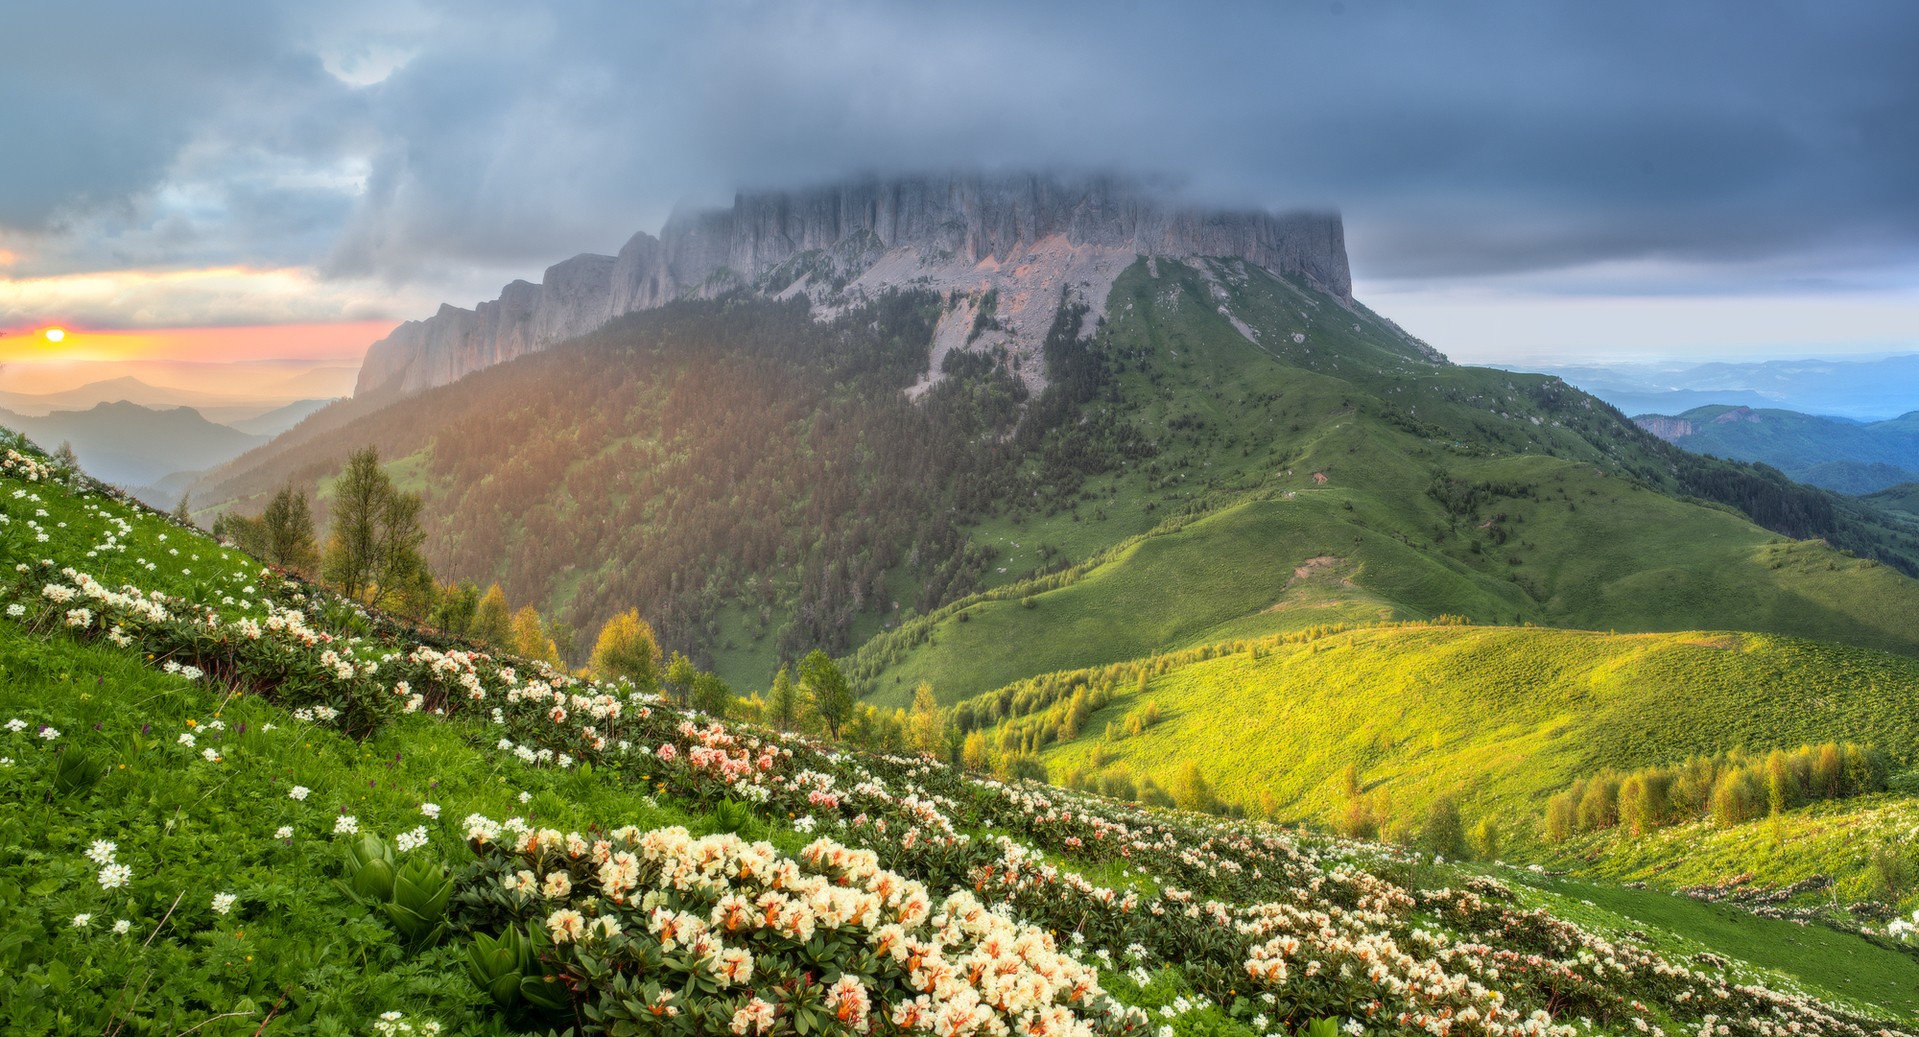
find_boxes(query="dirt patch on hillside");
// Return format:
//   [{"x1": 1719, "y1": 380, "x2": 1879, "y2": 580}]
[{"x1": 1291, "y1": 555, "x2": 1343, "y2": 584}]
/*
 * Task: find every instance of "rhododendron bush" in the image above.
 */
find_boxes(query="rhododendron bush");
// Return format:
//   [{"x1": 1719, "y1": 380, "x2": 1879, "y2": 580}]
[{"x1": 455, "y1": 822, "x2": 1141, "y2": 1036}]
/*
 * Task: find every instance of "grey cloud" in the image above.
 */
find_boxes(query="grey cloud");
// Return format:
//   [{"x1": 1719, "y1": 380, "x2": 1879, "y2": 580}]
[{"x1": 5, "y1": 0, "x2": 1918, "y2": 321}]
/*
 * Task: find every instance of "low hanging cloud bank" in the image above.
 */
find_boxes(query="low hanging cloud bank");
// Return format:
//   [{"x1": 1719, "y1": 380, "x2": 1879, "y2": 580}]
[{"x1": 0, "y1": 1, "x2": 1914, "y2": 358}]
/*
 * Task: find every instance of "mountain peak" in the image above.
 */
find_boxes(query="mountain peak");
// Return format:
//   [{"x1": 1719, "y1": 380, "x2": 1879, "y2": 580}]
[{"x1": 355, "y1": 171, "x2": 1350, "y2": 396}]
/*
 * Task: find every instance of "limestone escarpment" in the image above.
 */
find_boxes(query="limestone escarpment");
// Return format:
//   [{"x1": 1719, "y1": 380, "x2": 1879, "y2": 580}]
[
  {"x1": 355, "y1": 173, "x2": 1352, "y2": 396},
  {"x1": 1633, "y1": 415, "x2": 1698, "y2": 442}
]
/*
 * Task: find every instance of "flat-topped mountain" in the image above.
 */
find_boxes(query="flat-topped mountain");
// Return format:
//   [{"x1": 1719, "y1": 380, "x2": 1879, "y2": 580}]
[{"x1": 355, "y1": 172, "x2": 1350, "y2": 396}]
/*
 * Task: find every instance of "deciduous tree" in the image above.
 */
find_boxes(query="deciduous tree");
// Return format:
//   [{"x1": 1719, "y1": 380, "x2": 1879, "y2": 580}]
[
  {"x1": 473, "y1": 584, "x2": 512, "y2": 647},
  {"x1": 798, "y1": 650, "x2": 852, "y2": 739},
  {"x1": 261, "y1": 485, "x2": 319, "y2": 573},
  {"x1": 908, "y1": 683, "x2": 947, "y2": 760},
  {"x1": 322, "y1": 446, "x2": 430, "y2": 610},
  {"x1": 589, "y1": 609, "x2": 662, "y2": 691},
  {"x1": 763, "y1": 665, "x2": 803, "y2": 731},
  {"x1": 511, "y1": 605, "x2": 559, "y2": 665}
]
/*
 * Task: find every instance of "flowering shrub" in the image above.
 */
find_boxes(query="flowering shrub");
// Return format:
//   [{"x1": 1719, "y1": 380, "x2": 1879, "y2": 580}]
[{"x1": 456, "y1": 822, "x2": 1144, "y2": 1036}]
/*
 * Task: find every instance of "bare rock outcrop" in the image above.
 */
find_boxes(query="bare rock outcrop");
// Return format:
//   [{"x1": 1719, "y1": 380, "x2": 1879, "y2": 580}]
[
  {"x1": 1633, "y1": 415, "x2": 1697, "y2": 441},
  {"x1": 355, "y1": 172, "x2": 1352, "y2": 396}
]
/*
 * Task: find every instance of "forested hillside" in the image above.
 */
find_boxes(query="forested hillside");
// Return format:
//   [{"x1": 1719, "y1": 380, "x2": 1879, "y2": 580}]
[{"x1": 193, "y1": 259, "x2": 1919, "y2": 693}]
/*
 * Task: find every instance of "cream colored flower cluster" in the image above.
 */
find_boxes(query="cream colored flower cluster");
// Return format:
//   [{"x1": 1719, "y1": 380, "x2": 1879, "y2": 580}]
[
  {"x1": 1239, "y1": 895, "x2": 1576, "y2": 1037},
  {"x1": 1, "y1": 448, "x2": 57, "y2": 482},
  {"x1": 474, "y1": 821, "x2": 1135, "y2": 1036},
  {"x1": 44, "y1": 568, "x2": 173, "y2": 625}
]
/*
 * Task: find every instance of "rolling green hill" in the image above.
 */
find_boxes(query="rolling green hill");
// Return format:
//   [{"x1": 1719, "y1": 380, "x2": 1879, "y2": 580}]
[
  {"x1": 952, "y1": 623, "x2": 1919, "y2": 843},
  {"x1": 1864, "y1": 482, "x2": 1919, "y2": 518},
  {"x1": 851, "y1": 258, "x2": 1919, "y2": 704}
]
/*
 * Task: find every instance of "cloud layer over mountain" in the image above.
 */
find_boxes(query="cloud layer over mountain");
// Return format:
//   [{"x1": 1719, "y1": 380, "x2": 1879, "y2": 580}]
[{"x1": 3, "y1": 0, "x2": 1915, "y2": 343}]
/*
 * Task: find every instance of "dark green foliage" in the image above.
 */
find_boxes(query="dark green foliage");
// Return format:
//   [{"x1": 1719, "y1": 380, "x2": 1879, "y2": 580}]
[
  {"x1": 50, "y1": 747, "x2": 108, "y2": 798},
  {"x1": 466, "y1": 924, "x2": 572, "y2": 1014},
  {"x1": 384, "y1": 855, "x2": 455, "y2": 946},
  {"x1": 690, "y1": 671, "x2": 733, "y2": 718},
  {"x1": 661, "y1": 651, "x2": 697, "y2": 707},
  {"x1": 197, "y1": 291, "x2": 1128, "y2": 674}
]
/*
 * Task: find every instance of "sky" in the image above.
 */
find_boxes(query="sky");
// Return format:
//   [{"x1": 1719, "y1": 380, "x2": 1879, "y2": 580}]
[{"x1": 1, "y1": 0, "x2": 1915, "y2": 385}]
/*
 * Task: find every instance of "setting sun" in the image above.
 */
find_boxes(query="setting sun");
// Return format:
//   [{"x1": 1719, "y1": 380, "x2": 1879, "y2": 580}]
[{"x1": 42, "y1": 327, "x2": 65, "y2": 343}]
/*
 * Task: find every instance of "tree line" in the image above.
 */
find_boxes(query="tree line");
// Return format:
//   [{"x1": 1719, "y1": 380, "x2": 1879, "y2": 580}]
[{"x1": 1544, "y1": 741, "x2": 1891, "y2": 840}]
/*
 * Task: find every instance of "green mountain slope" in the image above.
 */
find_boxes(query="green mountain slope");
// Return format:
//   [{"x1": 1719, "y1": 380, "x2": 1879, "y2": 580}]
[
  {"x1": 192, "y1": 258, "x2": 1919, "y2": 698},
  {"x1": 967, "y1": 624, "x2": 1919, "y2": 839},
  {"x1": 851, "y1": 261, "x2": 1919, "y2": 706},
  {"x1": 1864, "y1": 481, "x2": 1919, "y2": 517},
  {"x1": 15, "y1": 431, "x2": 1919, "y2": 1033}
]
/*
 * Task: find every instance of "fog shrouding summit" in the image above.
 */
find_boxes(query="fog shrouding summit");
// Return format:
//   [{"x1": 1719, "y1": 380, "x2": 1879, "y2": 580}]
[
  {"x1": 2, "y1": 0, "x2": 1916, "y2": 367},
  {"x1": 354, "y1": 172, "x2": 1350, "y2": 396}
]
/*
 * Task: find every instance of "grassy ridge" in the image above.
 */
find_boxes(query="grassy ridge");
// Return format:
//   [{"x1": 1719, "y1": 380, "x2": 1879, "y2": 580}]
[
  {"x1": 1008, "y1": 624, "x2": 1919, "y2": 840},
  {"x1": 1510, "y1": 869, "x2": 1919, "y2": 1022},
  {"x1": 859, "y1": 451, "x2": 1919, "y2": 709},
  {"x1": 853, "y1": 258, "x2": 1919, "y2": 706}
]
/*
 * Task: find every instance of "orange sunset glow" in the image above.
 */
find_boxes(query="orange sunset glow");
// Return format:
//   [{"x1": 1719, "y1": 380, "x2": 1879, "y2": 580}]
[
  {"x1": 0, "y1": 320, "x2": 392, "y2": 366},
  {"x1": 0, "y1": 320, "x2": 391, "y2": 400}
]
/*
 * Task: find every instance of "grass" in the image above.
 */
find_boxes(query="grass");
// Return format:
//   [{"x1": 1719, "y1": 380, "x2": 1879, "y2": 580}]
[
  {"x1": 1506, "y1": 868, "x2": 1919, "y2": 1022},
  {"x1": 1012, "y1": 624, "x2": 1919, "y2": 852},
  {"x1": 1544, "y1": 795, "x2": 1919, "y2": 910},
  {"x1": 8, "y1": 430, "x2": 1919, "y2": 1034},
  {"x1": 853, "y1": 260, "x2": 1919, "y2": 707},
  {"x1": 0, "y1": 587, "x2": 700, "y2": 1033}
]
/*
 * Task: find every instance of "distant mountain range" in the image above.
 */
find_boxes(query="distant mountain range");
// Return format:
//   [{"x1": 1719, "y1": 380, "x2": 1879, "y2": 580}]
[
  {"x1": 0, "y1": 391, "x2": 336, "y2": 501},
  {"x1": 1633, "y1": 405, "x2": 1919, "y2": 494},
  {"x1": 1525, "y1": 354, "x2": 1919, "y2": 421},
  {"x1": 0, "y1": 359, "x2": 358, "y2": 420}
]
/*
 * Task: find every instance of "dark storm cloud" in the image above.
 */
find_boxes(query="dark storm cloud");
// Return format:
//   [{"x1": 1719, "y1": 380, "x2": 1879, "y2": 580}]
[{"x1": 5, "y1": 0, "x2": 1917, "y2": 310}]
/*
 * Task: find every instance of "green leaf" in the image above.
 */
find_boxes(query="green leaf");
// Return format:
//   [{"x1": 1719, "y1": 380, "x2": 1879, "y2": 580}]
[{"x1": 520, "y1": 973, "x2": 572, "y2": 1011}]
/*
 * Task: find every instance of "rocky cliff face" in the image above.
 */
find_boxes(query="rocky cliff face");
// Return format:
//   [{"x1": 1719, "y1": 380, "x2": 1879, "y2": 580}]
[
  {"x1": 1633, "y1": 415, "x2": 1696, "y2": 441},
  {"x1": 355, "y1": 172, "x2": 1352, "y2": 396}
]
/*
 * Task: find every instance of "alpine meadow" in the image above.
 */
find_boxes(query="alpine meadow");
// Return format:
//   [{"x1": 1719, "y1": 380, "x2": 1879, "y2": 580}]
[{"x1": 7, "y1": 5, "x2": 1919, "y2": 1036}]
